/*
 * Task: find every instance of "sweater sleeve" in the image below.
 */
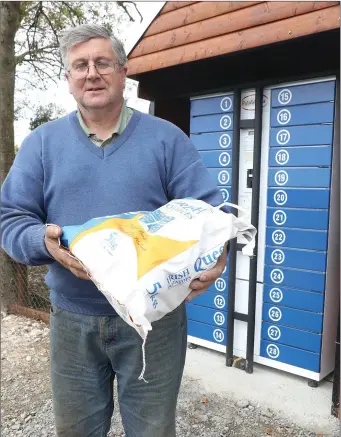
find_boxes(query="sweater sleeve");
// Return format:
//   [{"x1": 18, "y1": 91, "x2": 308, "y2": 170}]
[
  {"x1": 164, "y1": 126, "x2": 226, "y2": 208},
  {"x1": 1, "y1": 132, "x2": 54, "y2": 266}
]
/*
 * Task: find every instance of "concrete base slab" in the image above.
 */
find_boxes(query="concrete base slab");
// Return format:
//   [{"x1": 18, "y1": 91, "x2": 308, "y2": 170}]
[{"x1": 184, "y1": 346, "x2": 339, "y2": 434}]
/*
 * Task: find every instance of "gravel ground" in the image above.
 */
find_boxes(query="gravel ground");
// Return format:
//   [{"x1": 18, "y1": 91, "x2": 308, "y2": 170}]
[{"x1": 1, "y1": 313, "x2": 338, "y2": 437}]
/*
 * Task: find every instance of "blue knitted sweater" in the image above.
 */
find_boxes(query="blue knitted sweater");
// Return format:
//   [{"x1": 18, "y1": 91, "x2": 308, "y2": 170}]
[{"x1": 1, "y1": 110, "x2": 224, "y2": 315}]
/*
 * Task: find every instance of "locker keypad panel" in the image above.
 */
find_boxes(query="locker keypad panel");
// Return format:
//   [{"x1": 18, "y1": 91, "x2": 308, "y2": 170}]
[
  {"x1": 188, "y1": 94, "x2": 234, "y2": 347},
  {"x1": 261, "y1": 79, "x2": 336, "y2": 372}
]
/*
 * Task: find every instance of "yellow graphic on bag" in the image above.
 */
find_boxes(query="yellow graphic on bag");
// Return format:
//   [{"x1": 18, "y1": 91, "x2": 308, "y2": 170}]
[{"x1": 69, "y1": 214, "x2": 198, "y2": 278}]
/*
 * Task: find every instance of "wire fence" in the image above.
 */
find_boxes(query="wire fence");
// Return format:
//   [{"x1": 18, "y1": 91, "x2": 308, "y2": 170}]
[{"x1": 2, "y1": 254, "x2": 51, "y2": 313}]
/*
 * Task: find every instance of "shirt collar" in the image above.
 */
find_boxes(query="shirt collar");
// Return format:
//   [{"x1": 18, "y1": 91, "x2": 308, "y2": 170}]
[{"x1": 76, "y1": 100, "x2": 129, "y2": 140}]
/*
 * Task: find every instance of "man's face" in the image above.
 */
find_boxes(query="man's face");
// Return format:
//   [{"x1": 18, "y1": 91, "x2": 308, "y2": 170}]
[{"x1": 66, "y1": 37, "x2": 127, "y2": 110}]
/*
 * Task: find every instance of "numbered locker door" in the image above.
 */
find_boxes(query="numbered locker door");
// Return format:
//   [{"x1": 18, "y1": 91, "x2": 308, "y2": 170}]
[{"x1": 188, "y1": 93, "x2": 233, "y2": 350}]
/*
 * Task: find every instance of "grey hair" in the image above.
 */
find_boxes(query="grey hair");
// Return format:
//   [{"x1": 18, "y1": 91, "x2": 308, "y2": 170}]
[{"x1": 59, "y1": 24, "x2": 127, "y2": 69}]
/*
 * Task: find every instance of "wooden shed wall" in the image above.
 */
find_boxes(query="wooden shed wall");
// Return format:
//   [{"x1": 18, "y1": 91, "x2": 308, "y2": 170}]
[{"x1": 127, "y1": 1, "x2": 340, "y2": 76}]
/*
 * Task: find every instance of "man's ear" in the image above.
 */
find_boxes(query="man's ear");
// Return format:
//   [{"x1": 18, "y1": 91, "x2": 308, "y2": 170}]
[{"x1": 65, "y1": 71, "x2": 73, "y2": 94}]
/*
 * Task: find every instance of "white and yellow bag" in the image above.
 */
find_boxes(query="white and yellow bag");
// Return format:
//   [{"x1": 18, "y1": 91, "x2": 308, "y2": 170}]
[{"x1": 61, "y1": 198, "x2": 256, "y2": 379}]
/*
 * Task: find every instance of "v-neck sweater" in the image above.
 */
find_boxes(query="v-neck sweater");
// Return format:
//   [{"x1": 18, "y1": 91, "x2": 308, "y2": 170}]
[
  {"x1": 76, "y1": 99, "x2": 133, "y2": 146},
  {"x1": 1, "y1": 109, "x2": 225, "y2": 315}
]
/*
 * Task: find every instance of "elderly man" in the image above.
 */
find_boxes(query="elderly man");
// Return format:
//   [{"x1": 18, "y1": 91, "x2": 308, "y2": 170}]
[{"x1": 1, "y1": 25, "x2": 227, "y2": 437}]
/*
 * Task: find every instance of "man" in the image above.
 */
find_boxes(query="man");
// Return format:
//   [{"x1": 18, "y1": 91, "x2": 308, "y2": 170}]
[{"x1": 1, "y1": 25, "x2": 228, "y2": 437}]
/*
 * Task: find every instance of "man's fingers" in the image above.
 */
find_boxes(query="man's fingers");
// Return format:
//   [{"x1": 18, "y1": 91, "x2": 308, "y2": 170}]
[
  {"x1": 45, "y1": 225, "x2": 62, "y2": 239},
  {"x1": 198, "y1": 265, "x2": 224, "y2": 283},
  {"x1": 186, "y1": 289, "x2": 205, "y2": 302},
  {"x1": 70, "y1": 267, "x2": 90, "y2": 281},
  {"x1": 59, "y1": 249, "x2": 86, "y2": 272},
  {"x1": 190, "y1": 278, "x2": 211, "y2": 292}
]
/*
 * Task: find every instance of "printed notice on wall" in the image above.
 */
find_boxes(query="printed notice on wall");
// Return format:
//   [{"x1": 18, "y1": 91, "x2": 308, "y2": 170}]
[
  {"x1": 240, "y1": 129, "x2": 255, "y2": 152},
  {"x1": 240, "y1": 89, "x2": 269, "y2": 120}
]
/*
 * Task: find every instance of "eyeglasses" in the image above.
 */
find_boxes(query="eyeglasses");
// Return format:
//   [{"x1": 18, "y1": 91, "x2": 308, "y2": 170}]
[{"x1": 68, "y1": 61, "x2": 122, "y2": 79}]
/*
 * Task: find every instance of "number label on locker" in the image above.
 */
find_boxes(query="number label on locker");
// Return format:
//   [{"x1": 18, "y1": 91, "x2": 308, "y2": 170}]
[
  {"x1": 267, "y1": 228, "x2": 328, "y2": 251},
  {"x1": 262, "y1": 303, "x2": 323, "y2": 332},
  {"x1": 199, "y1": 151, "x2": 232, "y2": 168},
  {"x1": 264, "y1": 266, "x2": 326, "y2": 292},
  {"x1": 191, "y1": 132, "x2": 233, "y2": 151},
  {"x1": 264, "y1": 285, "x2": 324, "y2": 312},
  {"x1": 190, "y1": 113, "x2": 234, "y2": 134},
  {"x1": 271, "y1": 81, "x2": 335, "y2": 107},
  {"x1": 208, "y1": 168, "x2": 232, "y2": 186},
  {"x1": 187, "y1": 304, "x2": 227, "y2": 327},
  {"x1": 268, "y1": 188, "x2": 330, "y2": 209},
  {"x1": 190, "y1": 293, "x2": 228, "y2": 311},
  {"x1": 270, "y1": 124, "x2": 334, "y2": 147},
  {"x1": 188, "y1": 320, "x2": 227, "y2": 345},
  {"x1": 219, "y1": 187, "x2": 231, "y2": 202},
  {"x1": 260, "y1": 340, "x2": 320, "y2": 372},
  {"x1": 265, "y1": 247, "x2": 327, "y2": 271},
  {"x1": 269, "y1": 146, "x2": 332, "y2": 167},
  {"x1": 270, "y1": 102, "x2": 334, "y2": 127},
  {"x1": 206, "y1": 276, "x2": 229, "y2": 293},
  {"x1": 266, "y1": 208, "x2": 329, "y2": 230},
  {"x1": 268, "y1": 168, "x2": 331, "y2": 188},
  {"x1": 262, "y1": 322, "x2": 322, "y2": 354},
  {"x1": 191, "y1": 95, "x2": 234, "y2": 116}
]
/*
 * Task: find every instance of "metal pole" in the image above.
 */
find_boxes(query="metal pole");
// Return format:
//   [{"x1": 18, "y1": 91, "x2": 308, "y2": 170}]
[
  {"x1": 245, "y1": 87, "x2": 263, "y2": 373},
  {"x1": 226, "y1": 89, "x2": 241, "y2": 367}
]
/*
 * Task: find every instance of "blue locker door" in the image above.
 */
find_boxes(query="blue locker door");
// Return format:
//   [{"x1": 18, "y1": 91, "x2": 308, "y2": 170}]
[
  {"x1": 191, "y1": 132, "x2": 233, "y2": 151},
  {"x1": 269, "y1": 146, "x2": 332, "y2": 167},
  {"x1": 267, "y1": 188, "x2": 330, "y2": 209},
  {"x1": 199, "y1": 151, "x2": 232, "y2": 168},
  {"x1": 190, "y1": 113, "x2": 234, "y2": 134},
  {"x1": 266, "y1": 208, "x2": 329, "y2": 230},
  {"x1": 270, "y1": 102, "x2": 334, "y2": 127},
  {"x1": 271, "y1": 81, "x2": 335, "y2": 107},
  {"x1": 191, "y1": 95, "x2": 234, "y2": 116},
  {"x1": 270, "y1": 124, "x2": 334, "y2": 147},
  {"x1": 268, "y1": 168, "x2": 331, "y2": 188}
]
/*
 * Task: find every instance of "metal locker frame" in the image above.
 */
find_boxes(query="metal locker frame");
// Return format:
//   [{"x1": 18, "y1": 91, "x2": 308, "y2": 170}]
[{"x1": 187, "y1": 74, "x2": 339, "y2": 382}]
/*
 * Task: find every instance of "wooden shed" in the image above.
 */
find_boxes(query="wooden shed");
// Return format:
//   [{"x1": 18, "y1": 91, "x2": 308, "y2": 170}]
[
  {"x1": 128, "y1": 1, "x2": 340, "y2": 132},
  {"x1": 127, "y1": 1, "x2": 340, "y2": 387}
]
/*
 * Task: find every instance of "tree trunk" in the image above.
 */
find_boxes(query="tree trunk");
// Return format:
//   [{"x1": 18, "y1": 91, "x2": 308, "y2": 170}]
[{"x1": 0, "y1": 2, "x2": 27, "y2": 311}]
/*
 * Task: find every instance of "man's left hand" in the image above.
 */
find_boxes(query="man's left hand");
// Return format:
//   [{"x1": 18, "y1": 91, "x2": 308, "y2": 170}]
[{"x1": 187, "y1": 242, "x2": 229, "y2": 302}]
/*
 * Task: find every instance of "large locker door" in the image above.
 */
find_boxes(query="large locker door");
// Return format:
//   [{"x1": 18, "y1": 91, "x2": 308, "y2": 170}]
[{"x1": 255, "y1": 77, "x2": 340, "y2": 380}]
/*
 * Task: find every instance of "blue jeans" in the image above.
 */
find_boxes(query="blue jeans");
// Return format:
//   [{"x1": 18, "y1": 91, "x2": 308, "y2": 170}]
[{"x1": 50, "y1": 303, "x2": 187, "y2": 437}]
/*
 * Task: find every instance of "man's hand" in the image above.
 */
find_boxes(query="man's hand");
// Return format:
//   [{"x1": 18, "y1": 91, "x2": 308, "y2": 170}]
[
  {"x1": 187, "y1": 242, "x2": 228, "y2": 302},
  {"x1": 45, "y1": 225, "x2": 90, "y2": 280}
]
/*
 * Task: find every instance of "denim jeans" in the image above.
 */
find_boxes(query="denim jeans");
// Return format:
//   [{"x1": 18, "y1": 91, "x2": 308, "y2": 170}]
[{"x1": 50, "y1": 303, "x2": 187, "y2": 437}]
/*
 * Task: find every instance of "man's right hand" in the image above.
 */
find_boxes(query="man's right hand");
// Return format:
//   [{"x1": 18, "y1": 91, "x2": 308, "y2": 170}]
[{"x1": 45, "y1": 225, "x2": 91, "y2": 280}]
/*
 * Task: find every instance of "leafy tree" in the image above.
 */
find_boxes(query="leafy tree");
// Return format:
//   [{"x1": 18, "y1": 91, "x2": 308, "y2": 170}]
[
  {"x1": 29, "y1": 103, "x2": 65, "y2": 131},
  {"x1": 0, "y1": 1, "x2": 141, "y2": 309}
]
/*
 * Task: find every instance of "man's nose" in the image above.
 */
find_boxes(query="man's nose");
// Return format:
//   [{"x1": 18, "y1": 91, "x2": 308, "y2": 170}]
[{"x1": 87, "y1": 64, "x2": 100, "y2": 79}]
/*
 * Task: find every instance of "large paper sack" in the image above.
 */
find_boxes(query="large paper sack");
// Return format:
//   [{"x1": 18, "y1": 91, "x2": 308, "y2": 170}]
[{"x1": 61, "y1": 199, "x2": 256, "y2": 340}]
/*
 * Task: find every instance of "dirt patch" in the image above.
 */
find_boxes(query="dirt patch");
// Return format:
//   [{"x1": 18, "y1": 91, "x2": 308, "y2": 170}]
[{"x1": 1, "y1": 313, "x2": 337, "y2": 437}]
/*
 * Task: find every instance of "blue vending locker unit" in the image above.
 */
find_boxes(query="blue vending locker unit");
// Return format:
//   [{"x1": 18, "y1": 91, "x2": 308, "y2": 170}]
[
  {"x1": 188, "y1": 78, "x2": 339, "y2": 381},
  {"x1": 257, "y1": 78, "x2": 340, "y2": 380}
]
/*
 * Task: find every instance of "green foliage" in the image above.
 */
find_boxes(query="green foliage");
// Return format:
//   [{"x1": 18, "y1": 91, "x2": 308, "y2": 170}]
[
  {"x1": 14, "y1": 1, "x2": 140, "y2": 121},
  {"x1": 29, "y1": 103, "x2": 65, "y2": 131},
  {"x1": 15, "y1": 2, "x2": 139, "y2": 89}
]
